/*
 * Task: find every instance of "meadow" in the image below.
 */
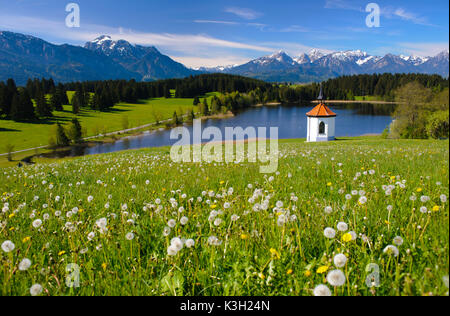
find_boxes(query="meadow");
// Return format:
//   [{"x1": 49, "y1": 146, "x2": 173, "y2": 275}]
[
  {"x1": 0, "y1": 137, "x2": 448, "y2": 296},
  {"x1": 0, "y1": 91, "x2": 216, "y2": 154}
]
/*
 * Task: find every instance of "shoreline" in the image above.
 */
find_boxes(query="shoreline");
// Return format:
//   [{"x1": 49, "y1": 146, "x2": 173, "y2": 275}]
[{"x1": 311, "y1": 100, "x2": 397, "y2": 104}]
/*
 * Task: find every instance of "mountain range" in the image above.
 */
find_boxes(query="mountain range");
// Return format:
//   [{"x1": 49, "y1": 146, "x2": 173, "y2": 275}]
[
  {"x1": 0, "y1": 31, "x2": 448, "y2": 85},
  {"x1": 202, "y1": 49, "x2": 449, "y2": 82}
]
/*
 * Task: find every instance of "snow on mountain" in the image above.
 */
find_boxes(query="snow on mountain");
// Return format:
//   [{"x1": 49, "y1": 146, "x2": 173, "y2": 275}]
[
  {"x1": 308, "y1": 49, "x2": 327, "y2": 62},
  {"x1": 84, "y1": 35, "x2": 198, "y2": 80},
  {"x1": 252, "y1": 51, "x2": 296, "y2": 66},
  {"x1": 400, "y1": 54, "x2": 430, "y2": 66},
  {"x1": 293, "y1": 53, "x2": 311, "y2": 65},
  {"x1": 216, "y1": 49, "x2": 449, "y2": 82}
]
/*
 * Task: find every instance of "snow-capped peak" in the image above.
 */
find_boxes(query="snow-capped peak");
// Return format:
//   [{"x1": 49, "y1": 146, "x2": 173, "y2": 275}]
[
  {"x1": 252, "y1": 51, "x2": 295, "y2": 65},
  {"x1": 92, "y1": 35, "x2": 112, "y2": 44},
  {"x1": 331, "y1": 50, "x2": 368, "y2": 61},
  {"x1": 308, "y1": 49, "x2": 327, "y2": 62},
  {"x1": 356, "y1": 55, "x2": 378, "y2": 65},
  {"x1": 399, "y1": 54, "x2": 429, "y2": 65},
  {"x1": 293, "y1": 53, "x2": 311, "y2": 65}
]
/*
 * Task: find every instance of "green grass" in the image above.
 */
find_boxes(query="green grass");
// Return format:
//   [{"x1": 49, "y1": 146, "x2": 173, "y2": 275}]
[
  {"x1": 354, "y1": 96, "x2": 382, "y2": 102},
  {"x1": 0, "y1": 137, "x2": 448, "y2": 296},
  {"x1": 0, "y1": 92, "x2": 217, "y2": 154}
]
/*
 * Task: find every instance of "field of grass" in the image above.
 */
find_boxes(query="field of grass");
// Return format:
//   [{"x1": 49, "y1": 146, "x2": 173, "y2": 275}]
[
  {"x1": 0, "y1": 92, "x2": 217, "y2": 154},
  {"x1": 0, "y1": 137, "x2": 448, "y2": 296}
]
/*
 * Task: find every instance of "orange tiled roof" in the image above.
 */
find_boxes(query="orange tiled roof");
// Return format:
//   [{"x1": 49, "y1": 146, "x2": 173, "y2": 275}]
[{"x1": 306, "y1": 103, "x2": 337, "y2": 117}]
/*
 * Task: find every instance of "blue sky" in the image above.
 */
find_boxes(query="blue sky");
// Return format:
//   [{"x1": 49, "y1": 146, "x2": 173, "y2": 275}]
[{"x1": 0, "y1": 0, "x2": 448, "y2": 67}]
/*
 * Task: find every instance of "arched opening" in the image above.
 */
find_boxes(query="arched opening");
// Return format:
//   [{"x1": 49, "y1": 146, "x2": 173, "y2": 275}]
[{"x1": 319, "y1": 121, "x2": 326, "y2": 135}]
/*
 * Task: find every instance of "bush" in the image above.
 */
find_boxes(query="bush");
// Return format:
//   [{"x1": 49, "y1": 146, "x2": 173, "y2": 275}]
[
  {"x1": 427, "y1": 110, "x2": 449, "y2": 139},
  {"x1": 4, "y1": 144, "x2": 14, "y2": 162}
]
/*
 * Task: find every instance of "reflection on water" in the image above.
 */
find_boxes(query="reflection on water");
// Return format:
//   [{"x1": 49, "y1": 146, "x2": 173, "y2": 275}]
[{"x1": 51, "y1": 103, "x2": 395, "y2": 158}]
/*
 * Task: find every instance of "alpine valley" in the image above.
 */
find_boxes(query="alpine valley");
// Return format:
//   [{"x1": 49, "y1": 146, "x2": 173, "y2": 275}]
[{"x1": 0, "y1": 30, "x2": 448, "y2": 85}]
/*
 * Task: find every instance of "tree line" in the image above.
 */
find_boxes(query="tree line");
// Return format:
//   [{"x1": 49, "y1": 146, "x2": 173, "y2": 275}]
[{"x1": 321, "y1": 73, "x2": 449, "y2": 101}]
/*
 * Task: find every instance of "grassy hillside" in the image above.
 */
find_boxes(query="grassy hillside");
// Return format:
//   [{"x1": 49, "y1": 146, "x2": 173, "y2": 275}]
[
  {"x1": 0, "y1": 92, "x2": 217, "y2": 154},
  {"x1": 0, "y1": 137, "x2": 448, "y2": 296}
]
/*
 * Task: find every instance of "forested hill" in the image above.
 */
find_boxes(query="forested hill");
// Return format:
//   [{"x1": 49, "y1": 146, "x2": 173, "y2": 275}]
[{"x1": 321, "y1": 73, "x2": 449, "y2": 101}]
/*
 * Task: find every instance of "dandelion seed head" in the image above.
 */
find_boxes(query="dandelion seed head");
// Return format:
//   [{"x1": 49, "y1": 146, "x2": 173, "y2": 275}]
[
  {"x1": 327, "y1": 269, "x2": 346, "y2": 287},
  {"x1": 30, "y1": 284, "x2": 43, "y2": 296}
]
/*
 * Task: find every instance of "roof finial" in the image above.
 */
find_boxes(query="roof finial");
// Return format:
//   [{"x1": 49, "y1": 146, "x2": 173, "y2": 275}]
[{"x1": 317, "y1": 83, "x2": 324, "y2": 101}]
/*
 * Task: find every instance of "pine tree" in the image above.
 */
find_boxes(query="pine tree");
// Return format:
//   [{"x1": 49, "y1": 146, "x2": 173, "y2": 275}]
[
  {"x1": 20, "y1": 90, "x2": 36, "y2": 120},
  {"x1": 193, "y1": 96, "x2": 200, "y2": 106},
  {"x1": 164, "y1": 86, "x2": 171, "y2": 99},
  {"x1": 200, "y1": 102, "x2": 209, "y2": 116},
  {"x1": 211, "y1": 98, "x2": 221, "y2": 114},
  {"x1": 50, "y1": 93, "x2": 63, "y2": 111},
  {"x1": 0, "y1": 83, "x2": 8, "y2": 116},
  {"x1": 172, "y1": 111, "x2": 180, "y2": 126},
  {"x1": 72, "y1": 91, "x2": 81, "y2": 114},
  {"x1": 55, "y1": 123, "x2": 70, "y2": 147},
  {"x1": 1, "y1": 79, "x2": 17, "y2": 116},
  {"x1": 35, "y1": 92, "x2": 52, "y2": 118},
  {"x1": 57, "y1": 84, "x2": 69, "y2": 105},
  {"x1": 68, "y1": 118, "x2": 83, "y2": 143},
  {"x1": 187, "y1": 109, "x2": 195, "y2": 122},
  {"x1": 9, "y1": 93, "x2": 21, "y2": 121}
]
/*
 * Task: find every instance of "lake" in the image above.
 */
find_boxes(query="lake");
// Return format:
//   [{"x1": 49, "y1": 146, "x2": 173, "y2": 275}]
[{"x1": 58, "y1": 103, "x2": 395, "y2": 157}]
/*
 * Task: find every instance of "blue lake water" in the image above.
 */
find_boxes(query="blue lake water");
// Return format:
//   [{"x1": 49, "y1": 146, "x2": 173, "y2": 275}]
[{"x1": 71, "y1": 103, "x2": 394, "y2": 157}]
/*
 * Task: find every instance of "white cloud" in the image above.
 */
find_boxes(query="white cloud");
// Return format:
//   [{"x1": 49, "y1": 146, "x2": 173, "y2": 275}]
[
  {"x1": 280, "y1": 25, "x2": 310, "y2": 33},
  {"x1": 193, "y1": 20, "x2": 267, "y2": 30},
  {"x1": 171, "y1": 56, "x2": 251, "y2": 69},
  {"x1": 397, "y1": 42, "x2": 449, "y2": 57},
  {"x1": 382, "y1": 7, "x2": 435, "y2": 26},
  {"x1": 260, "y1": 41, "x2": 334, "y2": 57},
  {"x1": 194, "y1": 20, "x2": 239, "y2": 26},
  {"x1": 325, "y1": 1, "x2": 436, "y2": 27},
  {"x1": 324, "y1": 0, "x2": 363, "y2": 11},
  {"x1": 225, "y1": 7, "x2": 262, "y2": 20}
]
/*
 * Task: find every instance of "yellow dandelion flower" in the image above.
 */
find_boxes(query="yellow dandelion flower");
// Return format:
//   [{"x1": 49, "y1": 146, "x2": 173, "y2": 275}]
[
  {"x1": 270, "y1": 248, "x2": 281, "y2": 260},
  {"x1": 317, "y1": 266, "x2": 329, "y2": 274},
  {"x1": 8, "y1": 213, "x2": 15, "y2": 219},
  {"x1": 58, "y1": 251, "x2": 66, "y2": 256},
  {"x1": 342, "y1": 233, "x2": 353, "y2": 243},
  {"x1": 240, "y1": 234, "x2": 249, "y2": 240},
  {"x1": 101, "y1": 263, "x2": 107, "y2": 270},
  {"x1": 327, "y1": 182, "x2": 332, "y2": 187},
  {"x1": 433, "y1": 206, "x2": 440, "y2": 212},
  {"x1": 220, "y1": 181, "x2": 225, "y2": 185},
  {"x1": 304, "y1": 270, "x2": 312, "y2": 277},
  {"x1": 417, "y1": 188, "x2": 423, "y2": 193},
  {"x1": 22, "y1": 236, "x2": 31, "y2": 243},
  {"x1": 286, "y1": 269, "x2": 293, "y2": 275},
  {"x1": 211, "y1": 204, "x2": 217, "y2": 209}
]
